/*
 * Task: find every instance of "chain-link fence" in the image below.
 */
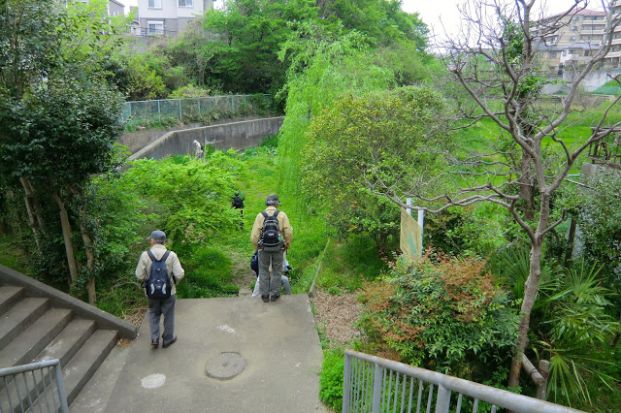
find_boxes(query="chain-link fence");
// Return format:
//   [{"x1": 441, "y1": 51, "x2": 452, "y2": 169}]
[{"x1": 121, "y1": 94, "x2": 276, "y2": 126}]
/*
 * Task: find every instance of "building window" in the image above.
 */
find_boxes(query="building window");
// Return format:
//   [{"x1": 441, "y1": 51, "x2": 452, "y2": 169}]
[
  {"x1": 148, "y1": 20, "x2": 164, "y2": 35},
  {"x1": 179, "y1": 0, "x2": 193, "y2": 6},
  {"x1": 148, "y1": 0, "x2": 162, "y2": 8}
]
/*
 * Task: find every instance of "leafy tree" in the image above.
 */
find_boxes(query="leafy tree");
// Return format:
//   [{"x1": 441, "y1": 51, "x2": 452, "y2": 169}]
[
  {"x1": 0, "y1": 0, "x2": 124, "y2": 303},
  {"x1": 302, "y1": 87, "x2": 447, "y2": 242},
  {"x1": 167, "y1": 0, "x2": 317, "y2": 94},
  {"x1": 365, "y1": 0, "x2": 621, "y2": 390},
  {"x1": 317, "y1": 0, "x2": 428, "y2": 49}
]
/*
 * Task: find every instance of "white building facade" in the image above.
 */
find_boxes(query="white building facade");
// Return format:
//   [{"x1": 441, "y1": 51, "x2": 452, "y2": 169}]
[{"x1": 137, "y1": 0, "x2": 214, "y2": 36}]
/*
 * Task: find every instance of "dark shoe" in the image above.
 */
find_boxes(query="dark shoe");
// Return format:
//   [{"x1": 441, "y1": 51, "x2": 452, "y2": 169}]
[
  {"x1": 270, "y1": 295, "x2": 280, "y2": 302},
  {"x1": 151, "y1": 340, "x2": 159, "y2": 349},
  {"x1": 162, "y1": 337, "x2": 177, "y2": 348},
  {"x1": 261, "y1": 295, "x2": 269, "y2": 303}
]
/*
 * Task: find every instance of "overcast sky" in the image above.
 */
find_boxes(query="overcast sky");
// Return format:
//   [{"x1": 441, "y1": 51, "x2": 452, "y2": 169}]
[{"x1": 401, "y1": 0, "x2": 605, "y2": 45}]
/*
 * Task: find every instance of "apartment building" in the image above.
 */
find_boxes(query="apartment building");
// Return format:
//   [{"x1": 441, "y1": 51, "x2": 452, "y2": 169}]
[
  {"x1": 534, "y1": 9, "x2": 608, "y2": 73},
  {"x1": 604, "y1": 0, "x2": 621, "y2": 66},
  {"x1": 137, "y1": 0, "x2": 214, "y2": 36}
]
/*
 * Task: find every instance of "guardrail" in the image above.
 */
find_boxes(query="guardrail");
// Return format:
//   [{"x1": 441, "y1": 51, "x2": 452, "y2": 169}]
[
  {"x1": 0, "y1": 359, "x2": 69, "y2": 413},
  {"x1": 343, "y1": 350, "x2": 585, "y2": 413}
]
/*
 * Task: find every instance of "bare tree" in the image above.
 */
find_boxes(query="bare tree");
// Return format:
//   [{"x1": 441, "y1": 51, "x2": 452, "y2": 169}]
[{"x1": 367, "y1": 0, "x2": 621, "y2": 388}]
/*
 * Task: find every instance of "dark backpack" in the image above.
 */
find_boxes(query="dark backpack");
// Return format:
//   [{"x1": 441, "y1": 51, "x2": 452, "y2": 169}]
[
  {"x1": 146, "y1": 250, "x2": 172, "y2": 299},
  {"x1": 260, "y1": 210, "x2": 282, "y2": 251},
  {"x1": 232, "y1": 195, "x2": 244, "y2": 209},
  {"x1": 250, "y1": 251, "x2": 259, "y2": 276}
]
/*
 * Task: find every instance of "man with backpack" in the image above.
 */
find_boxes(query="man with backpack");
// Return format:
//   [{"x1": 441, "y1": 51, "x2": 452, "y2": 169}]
[
  {"x1": 135, "y1": 230, "x2": 185, "y2": 349},
  {"x1": 251, "y1": 194, "x2": 292, "y2": 302}
]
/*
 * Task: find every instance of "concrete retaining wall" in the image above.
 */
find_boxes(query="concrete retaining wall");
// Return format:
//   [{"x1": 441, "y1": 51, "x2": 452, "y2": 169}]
[
  {"x1": 119, "y1": 123, "x2": 203, "y2": 154},
  {"x1": 129, "y1": 117, "x2": 284, "y2": 160}
]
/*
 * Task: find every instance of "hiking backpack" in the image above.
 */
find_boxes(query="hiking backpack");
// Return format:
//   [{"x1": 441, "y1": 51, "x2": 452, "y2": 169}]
[
  {"x1": 146, "y1": 250, "x2": 172, "y2": 299},
  {"x1": 232, "y1": 195, "x2": 244, "y2": 209},
  {"x1": 250, "y1": 251, "x2": 259, "y2": 276},
  {"x1": 260, "y1": 210, "x2": 282, "y2": 251}
]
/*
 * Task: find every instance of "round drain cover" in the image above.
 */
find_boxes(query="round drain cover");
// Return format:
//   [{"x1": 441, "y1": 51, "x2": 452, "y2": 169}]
[{"x1": 205, "y1": 352, "x2": 246, "y2": 380}]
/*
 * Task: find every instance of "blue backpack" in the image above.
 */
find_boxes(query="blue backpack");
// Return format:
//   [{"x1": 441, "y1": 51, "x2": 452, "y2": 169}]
[{"x1": 146, "y1": 250, "x2": 172, "y2": 299}]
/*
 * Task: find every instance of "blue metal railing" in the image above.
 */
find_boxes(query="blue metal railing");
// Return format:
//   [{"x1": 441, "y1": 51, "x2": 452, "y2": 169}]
[
  {"x1": 0, "y1": 359, "x2": 69, "y2": 413},
  {"x1": 343, "y1": 350, "x2": 585, "y2": 413}
]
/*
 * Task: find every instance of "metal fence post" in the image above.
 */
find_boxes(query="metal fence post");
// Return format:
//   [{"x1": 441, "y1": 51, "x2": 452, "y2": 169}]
[
  {"x1": 178, "y1": 100, "x2": 182, "y2": 121},
  {"x1": 372, "y1": 363, "x2": 383, "y2": 413},
  {"x1": 435, "y1": 384, "x2": 451, "y2": 413},
  {"x1": 342, "y1": 353, "x2": 352, "y2": 413},
  {"x1": 157, "y1": 100, "x2": 161, "y2": 123},
  {"x1": 54, "y1": 363, "x2": 70, "y2": 413}
]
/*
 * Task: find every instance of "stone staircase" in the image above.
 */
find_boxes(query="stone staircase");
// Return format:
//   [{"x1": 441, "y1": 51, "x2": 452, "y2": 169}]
[{"x1": 0, "y1": 265, "x2": 137, "y2": 409}]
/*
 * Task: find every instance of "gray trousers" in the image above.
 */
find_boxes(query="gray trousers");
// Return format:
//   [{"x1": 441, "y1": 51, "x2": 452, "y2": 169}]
[
  {"x1": 148, "y1": 295, "x2": 176, "y2": 344},
  {"x1": 259, "y1": 249, "x2": 284, "y2": 297},
  {"x1": 252, "y1": 275, "x2": 291, "y2": 297}
]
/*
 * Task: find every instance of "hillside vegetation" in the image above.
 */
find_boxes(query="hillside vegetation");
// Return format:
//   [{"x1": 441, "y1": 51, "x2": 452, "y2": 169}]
[{"x1": 1, "y1": 0, "x2": 621, "y2": 411}]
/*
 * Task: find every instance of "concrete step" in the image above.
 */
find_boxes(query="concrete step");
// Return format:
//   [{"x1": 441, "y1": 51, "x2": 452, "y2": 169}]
[
  {"x1": 0, "y1": 285, "x2": 24, "y2": 315},
  {"x1": 0, "y1": 297, "x2": 49, "y2": 349},
  {"x1": 0, "y1": 322, "x2": 105, "y2": 412},
  {"x1": 63, "y1": 329, "x2": 118, "y2": 403},
  {"x1": 34, "y1": 318, "x2": 96, "y2": 368},
  {"x1": 0, "y1": 308, "x2": 73, "y2": 368}
]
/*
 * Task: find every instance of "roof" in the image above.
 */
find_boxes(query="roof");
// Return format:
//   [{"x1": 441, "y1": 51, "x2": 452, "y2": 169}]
[{"x1": 109, "y1": 0, "x2": 124, "y2": 7}]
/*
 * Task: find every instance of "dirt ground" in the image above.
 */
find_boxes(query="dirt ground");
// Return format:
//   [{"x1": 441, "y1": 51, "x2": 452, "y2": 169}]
[{"x1": 312, "y1": 290, "x2": 362, "y2": 345}]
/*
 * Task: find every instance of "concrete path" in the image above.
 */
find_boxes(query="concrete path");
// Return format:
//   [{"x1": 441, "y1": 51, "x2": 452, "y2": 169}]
[{"x1": 81, "y1": 295, "x2": 324, "y2": 413}]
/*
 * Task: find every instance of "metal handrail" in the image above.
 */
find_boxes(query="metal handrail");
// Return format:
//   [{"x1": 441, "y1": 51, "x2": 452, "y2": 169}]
[
  {"x1": 343, "y1": 350, "x2": 586, "y2": 413},
  {"x1": 0, "y1": 358, "x2": 69, "y2": 413}
]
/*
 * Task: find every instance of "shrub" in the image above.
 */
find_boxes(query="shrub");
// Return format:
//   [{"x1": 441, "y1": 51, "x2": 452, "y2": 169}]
[
  {"x1": 177, "y1": 246, "x2": 238, "y2": 298},
  {"x1": 317, "y1": 235, "x2": 387, "y2": 293},
  {"x1": 319, "y1": 349, "x2": 345, "y2": 411},
  {"x1": 359, "y1": 257, "x2": 518, "y2": 383},
  {"x1": 121, "y1": 154, "x2": 244, "y2": 250}
]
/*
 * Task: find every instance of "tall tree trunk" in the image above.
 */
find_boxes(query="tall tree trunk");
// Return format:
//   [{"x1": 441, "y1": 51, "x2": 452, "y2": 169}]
[
  {"x1": 76, "y1": 201, "x2": 97, "y2": 305},
  {"x1": 53, "y1": 192, "x2": 79, "y2": 286},
  {"x1": 519, "y1": 150, "x2": 536, "y2": 220},
  {"x1": 509, "y1": 194, "x2": 551, "y2": 387},
  {"x1": 508, "y1": 238, "x2": 543, "y2": 387},
  {"x1": 19, "y1": 177, "x2": 43, "y2": 252}
]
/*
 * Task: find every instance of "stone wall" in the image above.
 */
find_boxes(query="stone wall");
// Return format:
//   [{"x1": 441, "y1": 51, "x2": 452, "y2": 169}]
[{"x1": 129, "y1": 117, "x2": 284, "y2": 160}]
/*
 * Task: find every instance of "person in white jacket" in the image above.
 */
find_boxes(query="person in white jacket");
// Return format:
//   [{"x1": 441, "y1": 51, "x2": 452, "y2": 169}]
[{"x1": 135, "y1": 230, "x2": 184, "y2": 349}]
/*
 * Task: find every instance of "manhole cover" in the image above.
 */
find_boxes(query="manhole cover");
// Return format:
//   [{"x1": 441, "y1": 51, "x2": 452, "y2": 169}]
[{"x1": 205, "y1": 352, "x2": 246, "y2": 380}]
